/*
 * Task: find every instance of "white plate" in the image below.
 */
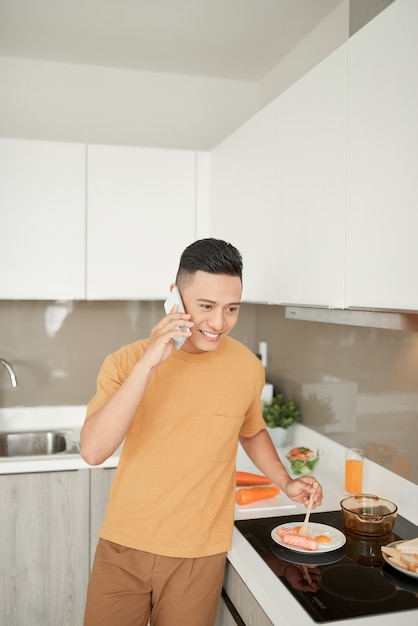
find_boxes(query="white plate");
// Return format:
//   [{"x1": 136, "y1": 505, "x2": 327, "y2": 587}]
[
  {"x1": 382, "y1": 540, "x2": 418, "y2": 579},
  {"x1": 271, "y1": 522, "x2": 346, "y2": 554}
]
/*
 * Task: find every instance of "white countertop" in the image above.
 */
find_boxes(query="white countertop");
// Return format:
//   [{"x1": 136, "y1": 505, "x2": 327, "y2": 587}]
[
  {"x1": 233, "y1": 425, "x2": 418, "y2": 626},
  {"x1": 1, "y1": 406, "x2": 417, "y2": 625}
]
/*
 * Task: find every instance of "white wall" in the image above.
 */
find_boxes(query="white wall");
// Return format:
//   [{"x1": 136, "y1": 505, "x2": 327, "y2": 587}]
[
  {"x1": 0, "y1": 57, "x2": 258, "y2": 150},
  {"x1": 0, "y1": 2, "x2": 392, "y2": 152},
  {"x1": 0, "y1": 5, "x2": 353, "y2": 151}
]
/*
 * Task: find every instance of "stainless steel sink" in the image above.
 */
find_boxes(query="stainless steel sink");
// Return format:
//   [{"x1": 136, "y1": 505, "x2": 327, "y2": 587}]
[{"x1": 0, "y1": 431, "x2": 76, "y2": 457}]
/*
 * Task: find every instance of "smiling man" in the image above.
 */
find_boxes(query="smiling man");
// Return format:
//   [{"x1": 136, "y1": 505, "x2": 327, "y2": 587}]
[{"x1": 81, "y1": 238, "x2": 322, "y2": 626}]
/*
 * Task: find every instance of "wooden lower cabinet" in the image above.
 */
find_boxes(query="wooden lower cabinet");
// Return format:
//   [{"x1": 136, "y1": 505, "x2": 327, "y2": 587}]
[
  {"x1": 215, "y1": 592, "x2": 242, "y2": 626},
  {"x1": 216, "y1": 561, "x2": 274, "y2": 626},
  {"x1": 89, "y1": 467, "x2": 117, "y2": 566},
  {"x1": 0, "y1": 470, "x2": 90, "y2": 626}
]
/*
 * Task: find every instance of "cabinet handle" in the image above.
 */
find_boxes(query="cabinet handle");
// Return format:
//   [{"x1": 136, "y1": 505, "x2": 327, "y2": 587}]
[{"x1": 221, "y1": 588, "x2": 246, "y2": 626}]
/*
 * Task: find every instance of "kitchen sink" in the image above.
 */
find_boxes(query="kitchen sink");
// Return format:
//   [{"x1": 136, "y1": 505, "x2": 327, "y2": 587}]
[{"x1": 0, "y1": 431, "x2": 77, "y2": 457}]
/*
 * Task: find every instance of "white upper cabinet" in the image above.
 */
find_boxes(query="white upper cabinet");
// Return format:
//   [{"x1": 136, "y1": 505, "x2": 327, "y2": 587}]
[
  {"x1": 210, "y1": 45, "x2": 346, "y2": 307},
  {"x1": 210, "y1": 100, "x2": 282, "y2": 303},
  {"x1": 345, "y1": 0, "x2": 418, "y2": 311},
  {"x1": 86, "y1": 145, "x2": 198, "y2": 300},
  {"x1": 277, "y1": 46, "x2": 346, "y2": 308},
  {"x1": 0, "y1": 139, "x2": 85, "y2": 300}
]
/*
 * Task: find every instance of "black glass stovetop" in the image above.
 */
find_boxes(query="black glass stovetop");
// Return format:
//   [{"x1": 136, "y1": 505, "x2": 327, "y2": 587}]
[{"x1": 235, "y1": 510, "x2": 418, "y2": 623}]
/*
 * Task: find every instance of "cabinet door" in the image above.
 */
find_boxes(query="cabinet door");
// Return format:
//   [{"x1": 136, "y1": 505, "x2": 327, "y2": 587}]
[
  {"x1": 210, "y1": 47, "x2": 346, "y2": 307},
  {"x1": 222, "y1": 562, "x2": 273, "y2": 626},
  {"x1": 277, "y1": 45, "x2": 346, "y2": 308},
  {"x1": 345, "y1": 0, "x2": 418, "y2": 310},
  {"x1": 214, "y1": 593, "x2": 241, "y2": 626},
  {"x1": 0, "y1": 470, "x2": 89, "y2": 626},
  {"x1": 0, "y1": 139, "x2": 86, "y2": 300},
  {"x1": 89, "y1": 467, "x2": 117, "y2": 566},
  {"x1": 210, "y1": 101, "x2": 282, "y2": 304},
  {"x1": 86, "y1": 145, "x2": 197, "y2": 299}
]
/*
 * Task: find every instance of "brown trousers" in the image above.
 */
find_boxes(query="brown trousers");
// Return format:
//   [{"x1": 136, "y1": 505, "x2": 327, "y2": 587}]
[{"x1": 84, "y1": 539, "x2": 227, "y2": 626}]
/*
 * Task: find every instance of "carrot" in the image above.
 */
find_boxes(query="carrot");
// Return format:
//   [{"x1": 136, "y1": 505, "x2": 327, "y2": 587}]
[
  {"x1": 235, "y1": 486, "x2": 280, "y2": 505},
  {"x1": 236, "y1": 471, "x2": 272, "y2": 486}
]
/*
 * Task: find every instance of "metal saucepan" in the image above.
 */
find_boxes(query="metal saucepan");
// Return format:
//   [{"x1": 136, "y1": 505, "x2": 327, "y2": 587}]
[{"x1": 340, "y1": 494, "x2": 398, "y2": 536}]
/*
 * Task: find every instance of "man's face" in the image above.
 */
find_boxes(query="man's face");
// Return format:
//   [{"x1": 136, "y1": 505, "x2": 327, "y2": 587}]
[{"x1": 179, "y1": 270, "x2": 242, "y2": 354}]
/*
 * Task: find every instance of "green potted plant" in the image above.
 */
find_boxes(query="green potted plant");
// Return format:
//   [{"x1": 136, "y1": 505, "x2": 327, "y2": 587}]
[{"x1": 262, "y1": 393, "x2": 300, "y2": 447}]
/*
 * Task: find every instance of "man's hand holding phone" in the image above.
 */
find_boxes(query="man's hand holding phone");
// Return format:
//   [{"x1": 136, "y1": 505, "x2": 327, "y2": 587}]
[
  {"x1": 141, "y1": 288, "x2": 192, "y2": 371},
  {"x1": 163, "y1": 287, "x2": 190, "y2": 350}
]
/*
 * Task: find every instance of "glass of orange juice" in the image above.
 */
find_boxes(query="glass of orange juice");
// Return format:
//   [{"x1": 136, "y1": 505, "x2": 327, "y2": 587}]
[{"x1": 345, "y1": 448, "x2": 364, "y2": 494}]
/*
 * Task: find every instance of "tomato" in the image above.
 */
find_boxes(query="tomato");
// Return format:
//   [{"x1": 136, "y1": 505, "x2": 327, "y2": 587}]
[{"x1": 288, "y1": 446, "x2": 313, "y2": 461}]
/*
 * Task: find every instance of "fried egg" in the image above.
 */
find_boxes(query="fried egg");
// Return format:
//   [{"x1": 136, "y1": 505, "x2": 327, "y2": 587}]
[{"x1": 312, "y1": 531, "x2": 342, "y2": 550}]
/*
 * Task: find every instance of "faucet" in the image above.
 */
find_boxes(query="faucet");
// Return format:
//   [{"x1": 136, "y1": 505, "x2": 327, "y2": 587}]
[{"x1": 0, "y1": 358, "x2": 18, "y2": 388}]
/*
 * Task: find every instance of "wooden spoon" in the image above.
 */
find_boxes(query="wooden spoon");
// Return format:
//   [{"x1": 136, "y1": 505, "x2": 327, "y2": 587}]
[{"x1": 298, "y1": 482, "x2": 318, "y2": 537}]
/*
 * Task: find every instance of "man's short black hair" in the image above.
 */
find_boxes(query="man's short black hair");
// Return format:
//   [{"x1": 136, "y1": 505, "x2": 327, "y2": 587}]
[{"x1": 176, "y1": 238, "x2": 243, "y2": 285}]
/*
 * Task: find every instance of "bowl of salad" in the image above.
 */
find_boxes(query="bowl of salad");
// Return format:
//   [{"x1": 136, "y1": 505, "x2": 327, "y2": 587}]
[{"x1": 286, "y1": 446, "x2": 320, "y2": 475}]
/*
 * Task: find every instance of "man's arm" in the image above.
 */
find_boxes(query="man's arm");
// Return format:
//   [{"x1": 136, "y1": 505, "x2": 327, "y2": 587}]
[
  {"x1": 80, "y1": 307, "x2": 193, "y2": 465},
  {"x1": 80, "y1": 357, "x2": 156, "y2": 465},
  {"x1": 239, "y1": 430, "x2": 323, "y2": 508}
]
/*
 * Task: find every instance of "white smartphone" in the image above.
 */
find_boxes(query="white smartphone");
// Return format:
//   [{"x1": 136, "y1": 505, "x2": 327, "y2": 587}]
[{"x1": 164, "y1": 286, "x2": 188, "y2": 350}]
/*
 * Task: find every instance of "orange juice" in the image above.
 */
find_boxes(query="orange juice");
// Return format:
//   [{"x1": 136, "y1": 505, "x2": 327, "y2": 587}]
[{"x1": 345, "y1": 459, "x2": 363, "y2": 494}]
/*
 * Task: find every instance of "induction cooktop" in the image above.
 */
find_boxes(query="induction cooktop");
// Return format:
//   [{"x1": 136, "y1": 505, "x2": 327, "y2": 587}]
[{"x1": 235, "y1": 510, "x2": 418, "y2": 623}]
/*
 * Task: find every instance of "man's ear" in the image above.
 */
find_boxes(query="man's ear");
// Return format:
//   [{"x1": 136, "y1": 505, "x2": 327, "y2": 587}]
[{"x1": 169, "y1": 283, "x2": 176, "y2": 293}]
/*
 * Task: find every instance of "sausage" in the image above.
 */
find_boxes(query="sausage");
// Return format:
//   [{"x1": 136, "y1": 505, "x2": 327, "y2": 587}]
[
  {"x1": 277, "y1": 526, "x2": 299, "y2": 538},
  {"x1": 277, "y1": 525, "x2": 318, "y2": 550},
  {"x1": 281, "y1": 533, "x2": 318, "y2": 551}
]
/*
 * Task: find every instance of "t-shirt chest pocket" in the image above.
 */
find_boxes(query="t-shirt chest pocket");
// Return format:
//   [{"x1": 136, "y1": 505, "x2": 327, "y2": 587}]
[{"x1": 206, "y1": 414, "x2": 244, "y2": 463}]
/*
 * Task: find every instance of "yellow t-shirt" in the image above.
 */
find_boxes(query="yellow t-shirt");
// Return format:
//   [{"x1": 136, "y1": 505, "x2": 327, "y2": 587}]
[{"x1": 86, "y1": 336, "x2": 266, "y2": 558}]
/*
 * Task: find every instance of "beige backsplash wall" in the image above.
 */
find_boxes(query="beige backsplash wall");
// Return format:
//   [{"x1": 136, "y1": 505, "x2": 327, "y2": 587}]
[
  {"x1": 1, "y1": 300, "x2": 417, "y2": 483},
  {"x1": 255, "y1": 305, "x2": 418, "y2": 393},
  {"x1": 254, "y1": 304, "x2": 418, "y2": 484},
  {"x1": 0, "y1": 300, "x2": 258, "y2": 407}
]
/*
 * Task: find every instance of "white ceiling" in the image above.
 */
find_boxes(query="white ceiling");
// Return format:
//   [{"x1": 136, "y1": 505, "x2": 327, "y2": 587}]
[{"x1": 0, "y1": 0, "x2": 344, "y2": 81}]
